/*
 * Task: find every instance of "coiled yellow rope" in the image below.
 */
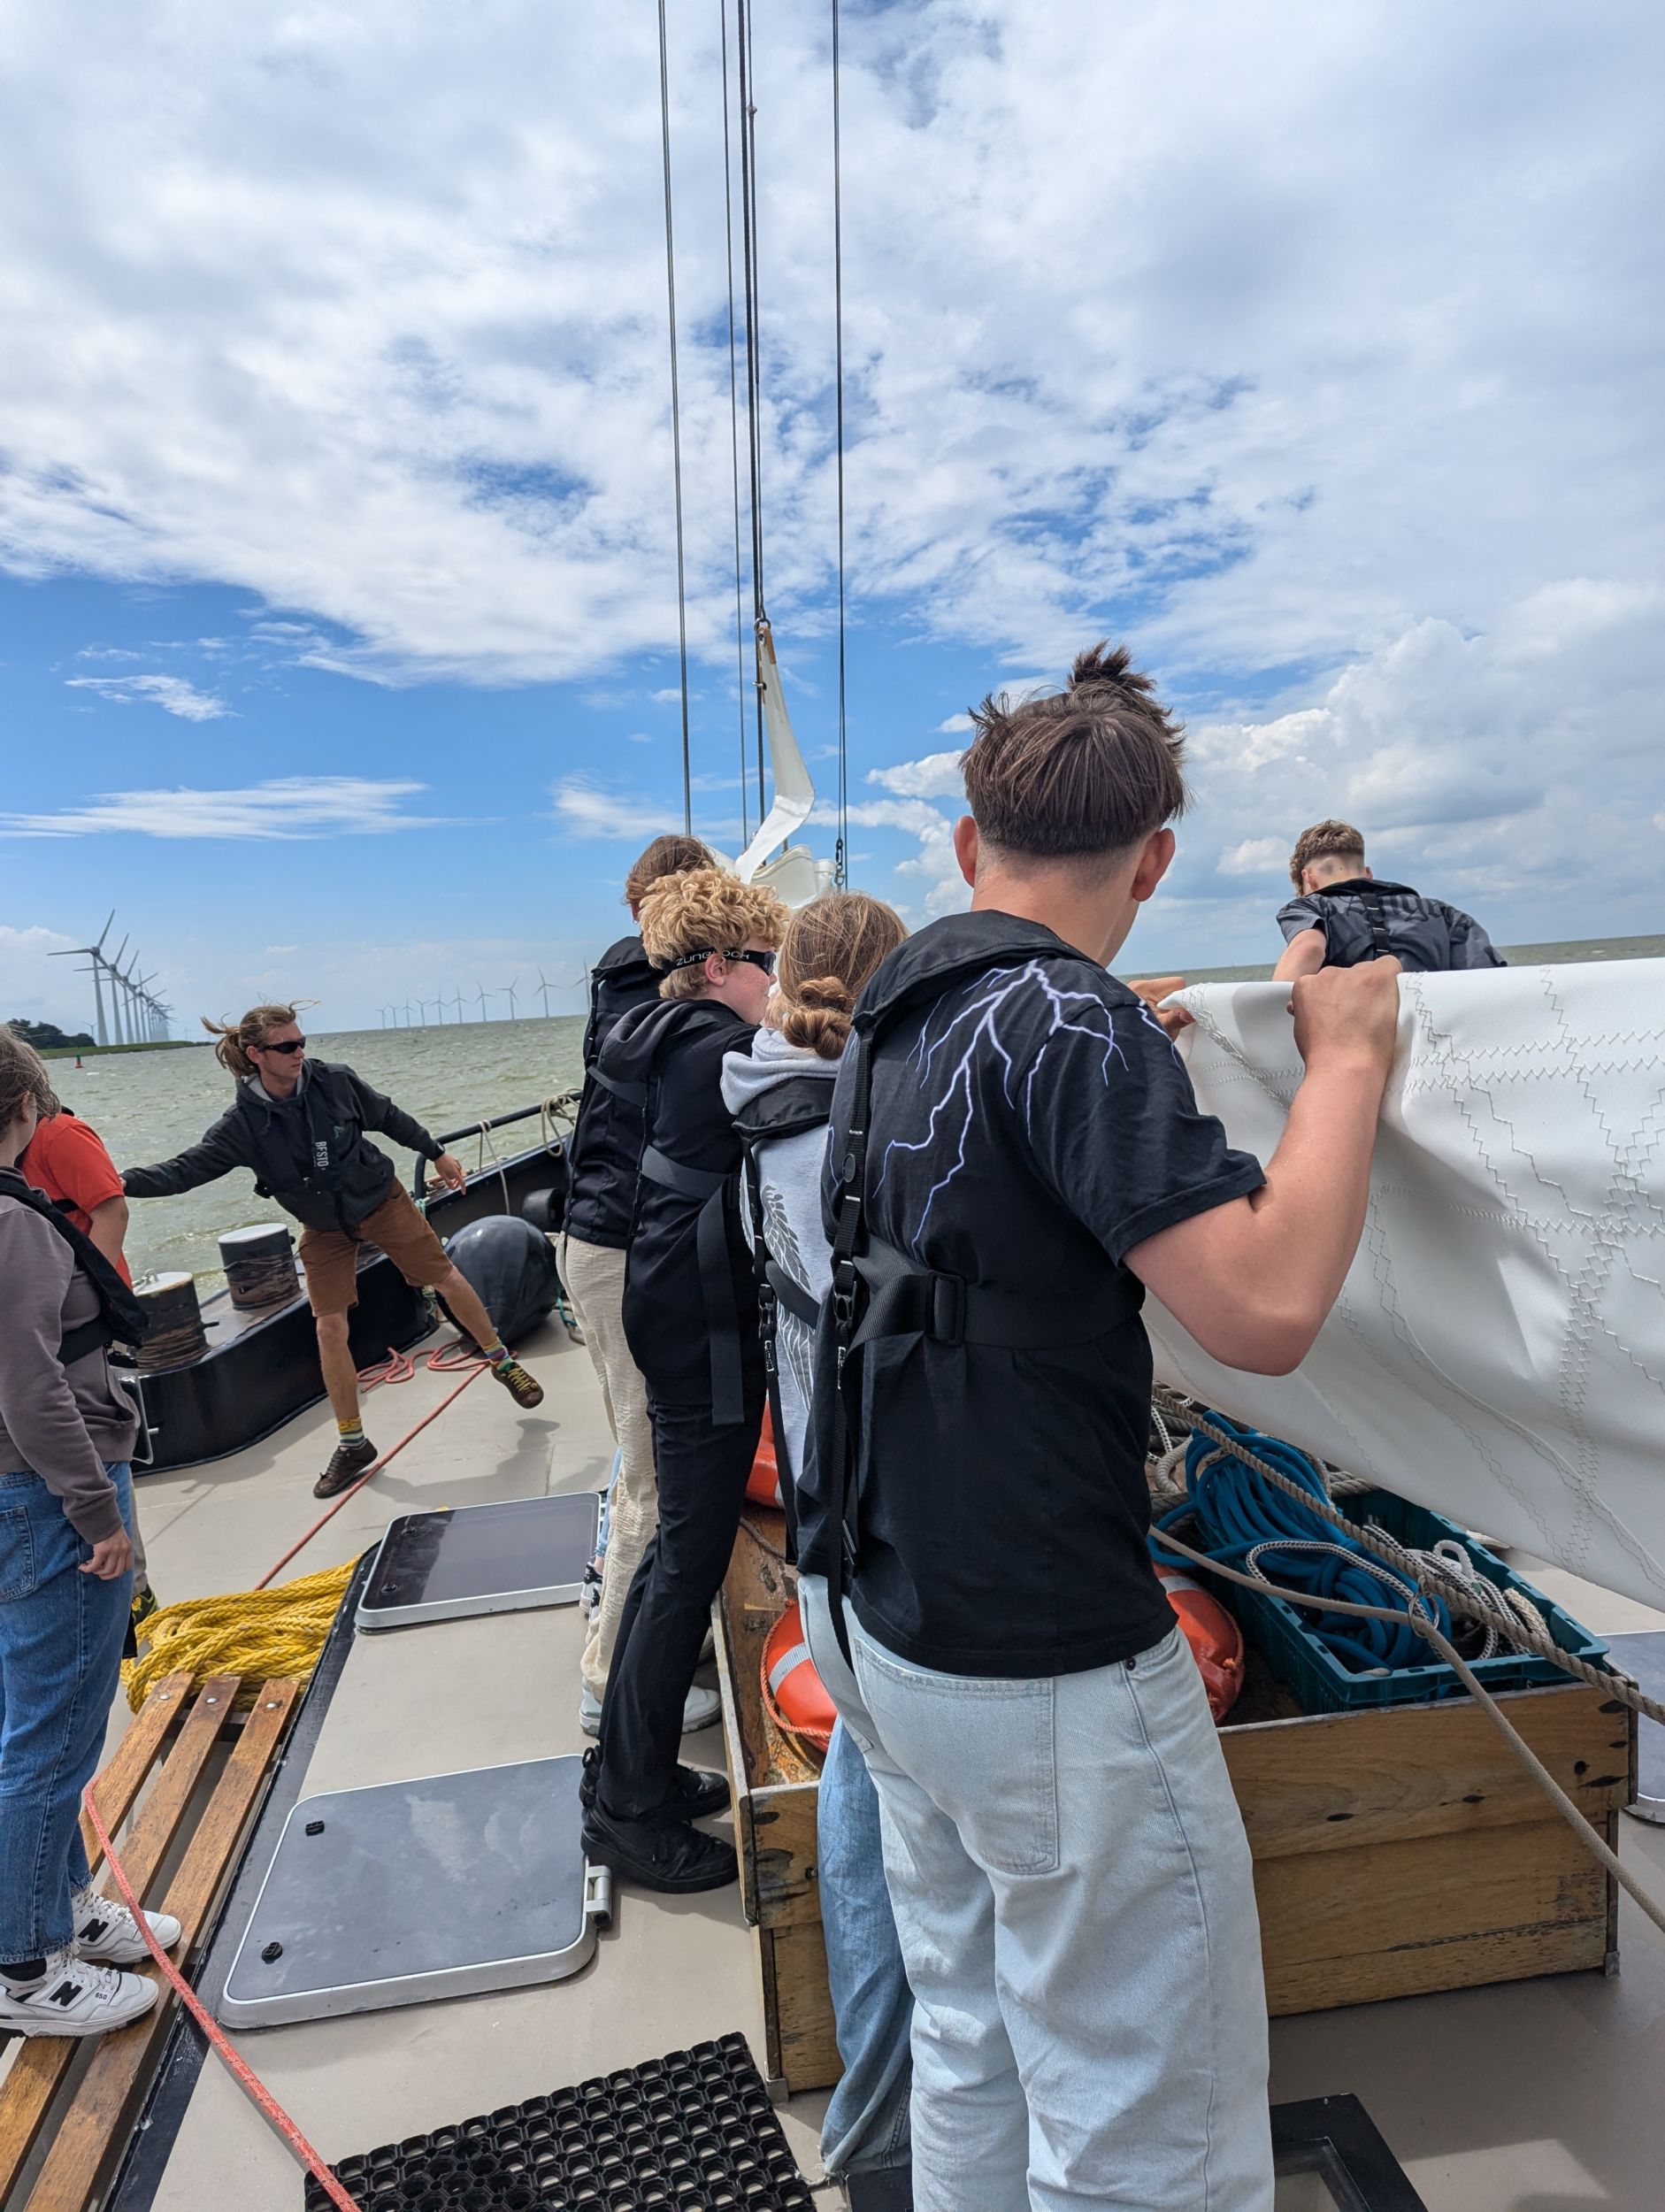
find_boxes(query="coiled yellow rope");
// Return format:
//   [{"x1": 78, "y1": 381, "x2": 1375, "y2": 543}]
[{"x1": 123, "y1": 1558, "x2": 359, "y2": 1712}]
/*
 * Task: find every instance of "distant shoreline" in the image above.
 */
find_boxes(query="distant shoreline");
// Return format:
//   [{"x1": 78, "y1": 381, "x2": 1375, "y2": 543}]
[
  {"x1": 1147, "y1": 934, "x2": 1665, "y2": 986},
  {"x1": 37, "y1": 1039, "x2": 207, "y2": 1061}
]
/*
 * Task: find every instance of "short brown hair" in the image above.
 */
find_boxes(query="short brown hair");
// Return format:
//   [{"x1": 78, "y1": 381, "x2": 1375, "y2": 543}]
[
  {"x1": 203, "y1": 1003, "x2": 302, "y2": 1080},
  {"x1": 624, "y1": 833, "x2": 715, "y2": 911},
  {"x1": 775, "y1": 893, "x2": 907, "y2": 1059},
  {"x1": 0, "y1": 1025, "x2": 60, "y2": 1133},
  {"x1": 638, "y1": 868, "x2": 787, "y2": 1002},
  {"x1": 961, "y1": 641, "x2": 1186, "y2": 867},
  {"x1": 1289, "y1": 820, "x2": 1365, "y2": 889}
]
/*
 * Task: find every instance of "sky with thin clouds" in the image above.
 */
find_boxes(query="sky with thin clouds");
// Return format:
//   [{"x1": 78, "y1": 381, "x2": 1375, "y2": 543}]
[{"x1": 1, "y1": 0, "x2": 1661, "y2": 1035}]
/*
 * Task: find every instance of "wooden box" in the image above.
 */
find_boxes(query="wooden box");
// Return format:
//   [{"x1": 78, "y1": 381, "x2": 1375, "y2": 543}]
[{"x1": 714, "y1": 1509, "x2": 1636, "y2": 2097}]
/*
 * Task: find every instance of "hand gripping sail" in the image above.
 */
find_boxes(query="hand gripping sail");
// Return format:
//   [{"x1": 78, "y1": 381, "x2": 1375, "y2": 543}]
[{"x1": 732, "y1": 618, "x2": 837, "y2": 907}]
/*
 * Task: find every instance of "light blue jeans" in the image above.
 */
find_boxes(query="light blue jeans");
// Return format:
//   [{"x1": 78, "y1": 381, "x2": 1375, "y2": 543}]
[
  {"x1": 0, "y1": 1463, "x2": 134, "y2": 1965},
  {"x1": 823, "y1": 1598, "x2": 1274, "y2": 2212},
  {"x1": 799, "y1": 1576, "x2": 913, "y2": 2178}
]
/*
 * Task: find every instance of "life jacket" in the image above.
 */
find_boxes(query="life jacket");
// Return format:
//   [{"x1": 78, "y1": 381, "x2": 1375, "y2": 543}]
[
  {"x1": 733, "y1": 1073, "x2": 835, "y2": 1528},
  {"x1": 564, "y1": 934, "x2": 665, "y2": 1248},
  {"x1": 1155, "y1": 1564, "x2": 1245, "y2": 1723},
  {"x1": 760, "y1": 1596, "x2": 838, "y2": 1756},
  {"x1": 814, "y1": 925, "x2": 1147, "y2": 1662},
  {"x1": 0, "y1": 1166, "x2": 149, "y2": 1366},
  {"x1": 1296, "y1": 879, "x2": 1504, "y2": 973}
]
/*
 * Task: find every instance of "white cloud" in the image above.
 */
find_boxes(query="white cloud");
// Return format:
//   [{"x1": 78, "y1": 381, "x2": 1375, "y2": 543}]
[
  {"x1": 0, "y1": 778, "x2": 436, "y2": 840},
  {"x1": 868, "y1": 750, "x2": 966, "y2": 802},
  {"x1": 64, "y1": 672, "x2": 231, "y2": 720},
  {"x1": 551, "y1": 779, "x2": 674, "y2": 841},
  {"x1": 935, "y1": 713, "x2": 973, "y2": 734},
  {"x1": 1217, "y1": 836, "x2": 1287, "y2": 878}
]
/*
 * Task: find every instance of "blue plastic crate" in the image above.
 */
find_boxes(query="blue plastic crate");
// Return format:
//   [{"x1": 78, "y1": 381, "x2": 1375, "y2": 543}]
[{"x1": 1193, "y1": 1486, "x2": 1607, "y2": 1714}]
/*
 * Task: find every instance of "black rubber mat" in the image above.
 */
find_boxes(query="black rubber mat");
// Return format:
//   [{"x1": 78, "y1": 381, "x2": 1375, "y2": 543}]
[{"x1": 303, "y1": 2032, "x2": 815, "y2": 2210}]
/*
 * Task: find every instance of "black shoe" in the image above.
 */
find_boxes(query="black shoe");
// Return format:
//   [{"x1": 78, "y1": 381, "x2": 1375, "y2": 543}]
[
  {"x1": 581, "y1": 1804, "x2": 738, "y2": 1893},
  {"x1": 847, "y1": 2165, "x2": 914, "y2": 2211},
  {"x1": 579, "y1": 1747, "x2": 729, "y2": 1822},
  {"x1": 313, "y1": 1435, "x2": 379, "y2": 1499}
]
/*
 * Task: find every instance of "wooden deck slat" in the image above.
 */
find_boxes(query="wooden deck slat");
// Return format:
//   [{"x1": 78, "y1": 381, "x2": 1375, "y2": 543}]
[
  {"x1": 0, "y1": 1671, "x2": 238, "y2": 2204},
  {"x1": 78, "y1": 1672, "x2": 193, "y2": 1875},
  {"x1": 23, "y1": 1678, "x2": 298, "y2": 2212}
]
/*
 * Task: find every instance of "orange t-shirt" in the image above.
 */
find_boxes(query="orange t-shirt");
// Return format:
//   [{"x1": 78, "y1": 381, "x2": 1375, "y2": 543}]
[{"x1": 20, "y1": 1110, "x2": 134, "y2": 1286}]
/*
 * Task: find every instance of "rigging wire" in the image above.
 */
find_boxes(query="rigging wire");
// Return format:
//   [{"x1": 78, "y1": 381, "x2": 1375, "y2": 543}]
[
  {"x1": 720, "y1": 0, "x2": 750, "y2": 842},
  {"x1": 736, "y1": 0, "x2": 769, "y2": 826},
  {"x1": 831, "y1": 0, "x2": 849, "y2": 885},
  {"x1": 657, "y1": 0, "x2": 694, "y2": 833}
]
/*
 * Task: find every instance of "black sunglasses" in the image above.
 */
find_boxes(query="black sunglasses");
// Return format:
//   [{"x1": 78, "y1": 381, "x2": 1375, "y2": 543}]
[
  {"x1": 257, "y1": 1037, "x2": 307, "y2": 1055},
  {"x1": 726, "y1": 949, "x2": 778, "y2": 977}
]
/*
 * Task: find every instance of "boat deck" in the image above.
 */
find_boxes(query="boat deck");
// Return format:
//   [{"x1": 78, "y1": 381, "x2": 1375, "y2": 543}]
[{"x1": 19, "y1": 1314, "x2": 1665, "y2": 2209}]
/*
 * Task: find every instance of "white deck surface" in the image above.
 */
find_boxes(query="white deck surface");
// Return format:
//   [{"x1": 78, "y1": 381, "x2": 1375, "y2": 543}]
[{"x1": 95, "y1": 1316, "x2": 1665, "y2": 2208}]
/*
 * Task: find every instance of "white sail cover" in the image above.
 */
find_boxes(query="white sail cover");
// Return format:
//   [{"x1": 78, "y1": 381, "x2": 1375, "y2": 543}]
[
  {"x1": 1146, "y1": 963, "x2": 1665, "y2": 1609},
  {"x1": 734, "y1": 619, "x2": 817, "y2": 887}
]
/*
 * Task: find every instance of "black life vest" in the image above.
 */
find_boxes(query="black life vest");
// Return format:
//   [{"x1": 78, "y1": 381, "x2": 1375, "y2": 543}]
[
  {"x1": 732, "y1": 1075, "x2": 835, "y2": 1535},
  {"x1": 0, "y1": 1167, "x2": 149, "y2": 1366},
  {"x1": 814, "y1": 931, "x2": 1147, "y2": 1659}
]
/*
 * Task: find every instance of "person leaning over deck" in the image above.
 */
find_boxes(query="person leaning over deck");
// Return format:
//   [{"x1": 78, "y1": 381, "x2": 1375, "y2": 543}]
[
  {"x1": 121, "y1": 1005, "x2": 544, "y2": 1500},
  {"x1": 0, "y1": 1026, "x2": 184, "y2": 2040},
  {"x1": 557, "y1": 831, "x2": 722, "y2": 1741},
  {"x1": 1273, "y1": 818, "x2": 1505, "y2": 980},
  {"x1": 719, "y1": 891, "x2": 915, "y2": 2212},
  {"x1": 579, "y1": 868, "x2": 786, "y2": 1893},
  {"x1": 797, "y1": 645, "x2": 1402, "y2": 2212}
]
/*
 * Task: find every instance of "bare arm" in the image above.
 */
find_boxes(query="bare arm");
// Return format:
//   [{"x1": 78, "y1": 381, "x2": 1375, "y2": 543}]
[
  {"x1": 1272, "y1": 928, "x2": 1327, "y2": 985},
  {"x1": 1128, "y1": 959, "x2": 1400, "y2": 1374},
  {"x1": 85, "y1": 1194, "x2": 130, "y2": 1274}
]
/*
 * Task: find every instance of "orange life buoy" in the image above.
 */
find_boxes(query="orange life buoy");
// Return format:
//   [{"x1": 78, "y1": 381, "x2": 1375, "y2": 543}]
[
  {"x1": 1156, "y1": 1565, "x2": 1245, "y2": 1723},
  {"x1": 760, "y1": 1597, "x2": 837, "y2": 1755},
  {"x1": 747, "y1": 1403, "x2": 783, "y2": 1509}
]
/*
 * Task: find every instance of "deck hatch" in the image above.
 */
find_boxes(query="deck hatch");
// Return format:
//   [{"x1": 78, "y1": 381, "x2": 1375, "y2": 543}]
[
  {"x1": 218, "y1": 1752, "x2": 607, "y2": 2029},
  {"x1": 356, "y1": 1490, "x2": 601, "y2": 1628}
]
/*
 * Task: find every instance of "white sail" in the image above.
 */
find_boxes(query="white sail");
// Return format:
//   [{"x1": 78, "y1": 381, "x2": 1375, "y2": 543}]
[
  {"x1": 1146, "y1": 963, "x2": 1665, "y2": 1609},
  {"x1": 731, "y1": 618, "x2": 832, "y2": 904}
]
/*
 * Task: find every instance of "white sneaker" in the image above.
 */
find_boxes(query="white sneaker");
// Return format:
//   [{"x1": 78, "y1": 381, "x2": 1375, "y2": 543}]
[
  {"x1": 578, "y1": 1683, "x2": 723, "y2": 1739},
  {"x1": 73, "y1": 1885, "x2": 183, "y2": 1966},
  {"x1": 0, "y1": 1948, "x2": 159, "y2": 2039}
]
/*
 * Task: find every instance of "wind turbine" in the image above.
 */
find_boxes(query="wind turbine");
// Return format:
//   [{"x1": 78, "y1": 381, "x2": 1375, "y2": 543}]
[
  {"x1": 535, "y1": 969, "x2": 554, "y2": 1019},
  {"x1": 475, "y1": 981, "x2": 491, "y2": 1022},
  {"x1": 450, "y1": 987, "x2": 466, "y2": 1023},
  {"x1": 49, "y1": 910, "x2": 117, "y2": 1045},
  {"x1": 403, "y1": 998, "x2": 417, "y2": 1026},
  {"x1": 502, "y1": 978, "x2": 520, "y2": 1022}
]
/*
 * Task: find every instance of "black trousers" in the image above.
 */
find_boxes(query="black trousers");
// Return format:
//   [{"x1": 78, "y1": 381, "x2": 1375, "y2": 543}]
[{"x1": 596, "y1": 1385, "x2": 763, "y2": 1821}]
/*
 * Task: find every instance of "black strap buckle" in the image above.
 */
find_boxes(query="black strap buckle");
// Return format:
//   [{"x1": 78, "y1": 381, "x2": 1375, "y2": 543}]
[{"x1": 926, "y1": 1271, "x2": 965, "y2": 1345}]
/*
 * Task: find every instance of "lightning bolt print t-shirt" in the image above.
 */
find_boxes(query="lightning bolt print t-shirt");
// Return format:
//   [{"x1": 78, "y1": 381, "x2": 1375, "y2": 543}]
[{"x1": 801, "y1": 911, "x2": 1265, "y2": 1680}]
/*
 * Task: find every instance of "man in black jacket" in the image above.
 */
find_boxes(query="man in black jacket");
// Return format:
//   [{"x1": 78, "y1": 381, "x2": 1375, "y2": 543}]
[
  {"x1": 558, "y1": 833, "x2": 718, "y2": 1739},
  {"x1": 1274, "y1": 818, "x2": 1505, "y2": 978},
  {"x1": 124, "y1": 1003, "x2": 543, "y2": 1497}
]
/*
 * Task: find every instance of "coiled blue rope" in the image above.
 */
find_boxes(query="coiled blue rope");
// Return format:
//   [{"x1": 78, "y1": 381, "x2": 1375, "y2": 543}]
[{"x1": 1150, "y1": 1409, "x2": 1449, "y2": 1675}]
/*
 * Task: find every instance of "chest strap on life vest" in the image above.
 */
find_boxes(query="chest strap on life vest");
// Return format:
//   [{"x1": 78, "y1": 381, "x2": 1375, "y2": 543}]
[
  {"x1": 639, "y1": 1143, "x2": 747, "y2": 1426},
  {"x1": 589, "y1": 1066, "x2": 648, "y2": 1109}
]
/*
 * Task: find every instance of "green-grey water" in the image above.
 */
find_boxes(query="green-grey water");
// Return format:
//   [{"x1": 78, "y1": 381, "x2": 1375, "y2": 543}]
[
  {"x1": 47, "y1": 1016, "x2": 587, "y2": 1295},
  {"x1": 42, "y1": 935, "x2": 1665, "y2": 1295}
]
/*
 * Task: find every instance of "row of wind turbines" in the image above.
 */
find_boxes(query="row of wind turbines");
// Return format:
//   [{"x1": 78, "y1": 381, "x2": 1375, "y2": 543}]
[
  {"x1": 378, "y1": 969, "x2": 581, "y2": 1029},
  {"x1": 50, "y1": 912, "x2": 172, "y2": 1046}
]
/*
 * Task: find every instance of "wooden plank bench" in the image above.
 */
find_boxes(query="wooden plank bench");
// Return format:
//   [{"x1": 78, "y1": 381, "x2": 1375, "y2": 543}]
[
  {"x1": 0, "y1": 1670, "x2": 299, "y2": 2210},
  {"x1": 716, "y1": 1507, "x2": 1636, "y2": 2097}
]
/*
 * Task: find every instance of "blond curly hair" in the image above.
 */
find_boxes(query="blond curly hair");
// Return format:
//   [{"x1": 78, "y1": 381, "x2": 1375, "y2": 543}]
[{"x1": 638, "y1": 868, "x2": 787, "y2": 1002}]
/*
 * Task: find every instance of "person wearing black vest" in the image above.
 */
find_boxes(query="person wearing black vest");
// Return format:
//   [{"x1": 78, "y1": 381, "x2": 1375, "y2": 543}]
[
  {"x1": 579, "y1": 868, "x2": 786, "y2": 1893},
  {"x1": 0, "y1": 1027, "x2": 185, "y2": 2040},
  {"x1": 122, "y1": 1002, "x2": 543, "y2": 1499},
  {"x1": 557, "y1": 833, "x2": 720, "y2": 1739},
  {"x1": 798, "y1": 647, "x2": 1402, "y2": 2212},
  {"x1": 1274, "y1": 818, "x2": 1505, "y2": 979}
]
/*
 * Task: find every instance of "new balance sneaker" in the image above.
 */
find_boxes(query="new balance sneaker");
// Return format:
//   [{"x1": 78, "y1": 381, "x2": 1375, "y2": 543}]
[
  {"x1": 314, "y1": 1434, "x2": 380, "y2": 1499},
  {"x1": 578, "y1": 1683, "x2": 722, "y2": 1739},
  {"x1": 73, "y1": 1885, "x2": 183, "y2": 1966},
  {"x1": 0, "y1": 1950, "x2": 158, "y2": 2039},
  {"x1": 489, "y1": 1356, "x2": 545, "y2": 1409}
]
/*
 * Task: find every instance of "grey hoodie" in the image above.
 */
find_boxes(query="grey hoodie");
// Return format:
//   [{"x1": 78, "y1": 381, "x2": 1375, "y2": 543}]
[{"x1": 719, "y1": 1025, "x2": 841, "y2": 1480}]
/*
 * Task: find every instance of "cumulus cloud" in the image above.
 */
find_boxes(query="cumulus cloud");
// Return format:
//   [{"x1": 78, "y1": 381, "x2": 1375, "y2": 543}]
[
  {"x1": 0, "y1": 778, "x2": 436, "y2": 839},
  {"x1": 64, "y1": 672, "x2": 231, "y2": 720},
  {"x1": 868, "y1": 750, "x2": 966, "y2": 802},
  {"x1": 551, "y1": 779, "x2": 674, "y2": 841},
  {"x1": 1217, "y1": 836, "x2": 1287, "y2": 878}
]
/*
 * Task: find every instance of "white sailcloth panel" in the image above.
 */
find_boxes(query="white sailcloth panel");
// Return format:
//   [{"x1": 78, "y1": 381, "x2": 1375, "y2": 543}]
[{"x1": 1145, "y1": 964, "x2": 1665, "y2": 1609}]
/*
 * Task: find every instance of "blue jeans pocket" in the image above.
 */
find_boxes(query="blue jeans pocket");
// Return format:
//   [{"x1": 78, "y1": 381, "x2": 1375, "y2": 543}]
[{"x1": 0, "y1": 1505, "x2": 37, "y2": 1601}]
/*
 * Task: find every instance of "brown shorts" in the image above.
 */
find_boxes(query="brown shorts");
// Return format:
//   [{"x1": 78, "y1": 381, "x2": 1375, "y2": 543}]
[{"x1": 298, "y1": 1184, "x2": 452, "y2": 1318}]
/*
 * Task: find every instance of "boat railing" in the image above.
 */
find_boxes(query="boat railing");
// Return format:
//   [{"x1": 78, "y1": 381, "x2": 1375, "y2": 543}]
[{"x1": 411, "y1": 1095, "x2": 579, "y2": 1200}]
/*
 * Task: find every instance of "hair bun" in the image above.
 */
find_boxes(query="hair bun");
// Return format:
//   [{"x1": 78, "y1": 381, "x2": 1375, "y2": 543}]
[
  {"x1": 793, "y1": 974, "x2": 854, "y2": 1016},
  {"x1": 1067, "y1": 640, "x2": 1138, "y2": 693}
]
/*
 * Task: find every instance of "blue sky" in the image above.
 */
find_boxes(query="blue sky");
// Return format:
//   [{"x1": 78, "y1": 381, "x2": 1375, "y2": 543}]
[{"x1": 3, "y1": 0, "x2": 1662, "y2": 1036}]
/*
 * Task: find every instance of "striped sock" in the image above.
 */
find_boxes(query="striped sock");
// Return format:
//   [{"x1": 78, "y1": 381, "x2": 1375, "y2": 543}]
[
  {"x1": 337, "y1": 1417, "x2": 365, "y2": 1448},
  {"x1": 483, "y1": 1341, "x2": 510, "y2": 1368}
]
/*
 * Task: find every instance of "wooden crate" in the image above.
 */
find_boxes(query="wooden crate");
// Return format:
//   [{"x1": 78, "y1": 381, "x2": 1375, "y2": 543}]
[{"x1": 714, "y1": 1510, "x2": 1635, "y2": 2095}]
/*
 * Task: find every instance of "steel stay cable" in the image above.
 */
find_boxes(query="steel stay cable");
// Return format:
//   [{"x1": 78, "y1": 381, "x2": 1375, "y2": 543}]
[
  {"x1": 1154, "y1": 1520, "x2": 1665, "y2": 1942},
  {"x1": 656, "y1": 0, "x2": 694, "y2": 834},
  {"x1": 720, "y1": 0, "x2": 751, "y2": 844},
  {"x1": 1161, "y1": 1394, "x2": 1665, "y2": 1730},
  {"x1": 831, "y1": 0, "x2": 849, "y2": 887},
  {"x1": 736, "y1": 0, "x2": 768, "y2": 816}
]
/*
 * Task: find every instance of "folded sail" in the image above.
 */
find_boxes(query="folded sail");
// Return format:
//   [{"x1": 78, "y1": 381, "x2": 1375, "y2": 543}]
[{"x1": 1146, "y1": 964, "x2": 1665, "y2": 1609}]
